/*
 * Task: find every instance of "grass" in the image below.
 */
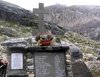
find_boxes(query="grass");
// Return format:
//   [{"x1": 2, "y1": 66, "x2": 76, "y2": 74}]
[{"x1": 64, "y1": 31, "x2": 100, "y2": 55}]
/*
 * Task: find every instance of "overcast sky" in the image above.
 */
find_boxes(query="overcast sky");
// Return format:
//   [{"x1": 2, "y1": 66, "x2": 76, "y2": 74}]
[{"x1": 3, "y1": 0, "x2": 100, "y2": 10}]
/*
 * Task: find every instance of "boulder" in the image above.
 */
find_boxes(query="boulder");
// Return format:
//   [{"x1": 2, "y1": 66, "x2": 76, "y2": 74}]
[
  {"x1": 72, "y1": 60, "x2": 93, "y2": 77},
  {"x1": 0, "y1": 0, "x2": 35, "y2": 26},
  {"x1": 86, "y1": 53, "x2": 96, "y2": 61},
  {"x1": 97, "y1": 56, "x2": 100, "y2": 60},
  {"x1": 1, "y1": 38, "x2": 28, "y2": 47},
  {"x1": 0, "y1": 27, "x2": 19, "y2": 37},
  {"x1": 69, "y1": 45, "x2": 83, "y2": 60}
]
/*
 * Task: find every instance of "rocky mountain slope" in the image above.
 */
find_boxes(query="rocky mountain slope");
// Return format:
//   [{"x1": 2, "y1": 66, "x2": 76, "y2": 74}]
[
  {"x1": 0, "y1": 1, "x2": 100, "y2": 76},
  {"x1": 0, "y1": 0, "x2": 66, "y2": 35},
  {"x1": 0, "y1": 20, "x2": 100, "y2": 77},
  {"x1": 0, "y1": 0, "x2": 35, "y2": 26},
  {"x1": 0, "y1": 0, "x2": 100, "y2": 56},
  {"x1": 1, "y1": 0, "x2": 100, "y2": 40},
  {"x1": 45, "y1": 4, "x2": 100, "y2": 41}
]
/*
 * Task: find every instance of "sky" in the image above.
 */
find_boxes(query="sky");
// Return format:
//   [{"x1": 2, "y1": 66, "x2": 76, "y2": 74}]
[{"x1": 3, "y1": 0, "x2": 100, "y2": 10}]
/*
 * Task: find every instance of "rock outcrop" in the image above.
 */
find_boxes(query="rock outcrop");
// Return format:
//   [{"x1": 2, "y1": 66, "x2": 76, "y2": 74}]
[
  {"x1": 45, "y1": 4, "x2": 100, "y2": 41},
  {"x1": 0, "y1": 0, "x2": 66, "y2": 35},
  {"x1": 0, "y1": 0, "x2": 35, "y2": 26},
  {"x1": 72, "y1": 60, "x2": 93, "y2": 77},
  {"x1": 0, "y1": 27, "x2": 19, "y2": 37}
]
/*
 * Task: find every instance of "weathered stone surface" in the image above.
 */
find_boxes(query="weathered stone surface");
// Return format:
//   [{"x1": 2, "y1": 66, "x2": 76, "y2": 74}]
[
  {"x1": 1, "y1": 39, "x2": 27, "y2": 47},
  {"x1": 0, "y1": 0, "x2": 34, "y2": 26},
  {"x1": 28, "y1": 73, "x2": 34, "y2": 77},
  {"x1": 97, "y1": 56, "x2": 100, "y2": 60},
  {"x1": 72, "y1": 60, "x2": 93, "y2": 77},
  {"x1": 0, "y1": 27, "x2": 19, "y2": 37},
  {"x1": 27, "y1": 65, "x2": 34, "y2": 70},
  {"x1": 83, "y1": 53, "x2": 97, "y2": 61},
  {"x1": 45, "y1": 22, "x2": 67, "y2": 35},
  {"x1": 69, "y1": 45, "x2": 83, "y2": 60},
  {"x1": 26, "y1": 59, "x2": 33, "y2": 64},
  {"x1": 26, "y1": 53, "x2": 33, "y2": 58},
  {"x1": 45, "y1": 4, "x2": 100, "y2": 41},
  {"x1": 85, "y1": 61, "x2": 100, "y2": 77},
  {"x1": 1, "y1": 37, "x2": 35, "y2": 47},
  {"x1": 0, "y1": 0, "x2": 66, "y2": 35}
]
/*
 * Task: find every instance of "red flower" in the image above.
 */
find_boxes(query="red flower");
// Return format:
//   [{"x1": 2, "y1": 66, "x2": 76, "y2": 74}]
[{"x1": 40, "y1": 39, "x2": 52, "y2": 46}]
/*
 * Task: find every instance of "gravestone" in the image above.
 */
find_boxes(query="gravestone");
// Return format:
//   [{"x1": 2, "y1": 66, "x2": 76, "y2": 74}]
[
  {"x1": 26, "y1": 46, "x2": 69, "y2": 77},
  {"x1": 7, "y1": 3, "x2": 69, "y2": 77},
  {"x1": 33, "y1": 3, "x2": 49, "y2": 35},
  {"x1": 7, "y1": 46, "x2": 69, "y2": 77},
  {"x1": 7, "y1": 47, "x2": 27, "y2": 77},
  {"x1": 34, "y1": 52, "x2": 66, "y2": 77}
]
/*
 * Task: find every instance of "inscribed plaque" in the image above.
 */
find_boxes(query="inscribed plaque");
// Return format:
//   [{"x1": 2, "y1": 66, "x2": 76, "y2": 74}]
[
  {"x1": 11, "y1": 53, "x2": 23, "y2": 69},
  {"x1": 34, "y1": 52, "x2": 66, "y2": 77}
]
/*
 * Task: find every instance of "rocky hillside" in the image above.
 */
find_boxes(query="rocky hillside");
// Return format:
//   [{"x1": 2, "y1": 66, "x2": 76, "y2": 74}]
[
  {"x1": 61, "y1": 32, "x2": 100, "y2": 77},
  {"x1": 0, "y1": 19, "x2": 100, "y2": 55},
  {"x1": 1, "y1": 0, "x2": 100, "y2": 40},
  {"x1": 0, "y1": 0, "x2": 66, "y2": 35},
  {"x1": 0, "y1": 0, "x2": 37, "y2": 26},
  {"x1": 0, "y1": 1, "x2": 100, "y2": 76},
  {"x1": 63, "y1": 32, "x2": 100, "y2": 56},
  {"x1": 45, "y1": 4, "x2": 100, "y2": 41},
  {"x1": 0, "y1": 19, "x2": 100, "y2": 56},
  {"x1": 0, "y1": 20, "x2": 100, "y2": 77}
]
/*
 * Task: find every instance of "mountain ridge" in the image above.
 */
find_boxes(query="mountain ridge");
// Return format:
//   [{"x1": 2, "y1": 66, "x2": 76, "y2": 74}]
[
  {"x1": 0, "y1": 1, "x2": 99, "y2": 76},
  {"x1": 45, "y1": 4, "x2": 100, "y2": 41},
  {"x1": 0, "y1": 0, "x2": 66, "y2": 35}
]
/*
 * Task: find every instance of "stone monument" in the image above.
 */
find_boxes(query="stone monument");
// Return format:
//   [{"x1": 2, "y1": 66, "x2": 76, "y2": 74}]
[
  {"x1": 6, "y1": 3, "x2": 94, "y2": 77},
  {"x1": 6, "y1": 3, "x2": 70, "y2": 77},
  {"x1": 33, "y1": 3, "x2": 49, "y2": 35},
  {"x1": 7, "y1": 46, "x2": 69, "y2": 77},
  {"x1": 7, "y1": 47, "x2": 27, "y2": 77}
]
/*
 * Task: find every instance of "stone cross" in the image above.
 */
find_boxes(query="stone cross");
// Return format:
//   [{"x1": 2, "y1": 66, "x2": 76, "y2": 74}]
[{"x1": 33, "y1": 3, "x2": 49, "y2": 34}]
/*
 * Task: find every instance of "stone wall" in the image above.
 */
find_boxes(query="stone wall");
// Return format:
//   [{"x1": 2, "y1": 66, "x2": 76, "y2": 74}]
[{"x1": 26, "y1": 52, "x2": 35, "y2": 77}]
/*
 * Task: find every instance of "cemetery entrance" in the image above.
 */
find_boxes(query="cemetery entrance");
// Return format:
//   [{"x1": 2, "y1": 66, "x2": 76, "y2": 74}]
[{"x1": 7, "y1": 46, "x2": 69, "y2": 77}]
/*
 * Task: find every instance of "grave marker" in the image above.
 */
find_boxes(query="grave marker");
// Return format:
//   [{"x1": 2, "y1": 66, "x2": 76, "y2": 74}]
[
  {"x1": 33, "y1": 3, "x2": 49, "y2": 34},
  {"x1": 7, "y1": 46, "x2": 69, "y2": 77},
  {"x1": 34, "y1": 52, "x2": 66, "y2": 77}
]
